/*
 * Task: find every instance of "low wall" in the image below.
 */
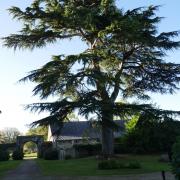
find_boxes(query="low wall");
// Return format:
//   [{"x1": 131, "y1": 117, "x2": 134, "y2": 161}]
[{"x1": 0, "y1": 143, "x2": 16, "y2": 151}]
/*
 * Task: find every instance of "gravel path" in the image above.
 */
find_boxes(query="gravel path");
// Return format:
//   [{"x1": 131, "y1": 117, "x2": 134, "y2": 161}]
[
  {"x1": 2, "y1": 160, "x2": 175, "y2": 180},
  {"x1": 2, "y1": 160, "x2": 43, "y2": 180}
]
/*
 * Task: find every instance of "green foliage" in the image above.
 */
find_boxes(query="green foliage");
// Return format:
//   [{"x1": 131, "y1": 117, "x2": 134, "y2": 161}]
[
  {"x1": 98, "y1": 159, "x2": 119, "y2": 169},
  {"x1": 36, "y1": 155, "x2": 170, "y2": 176},
  {"x1": 74, "y1": 142, "x2": 129, "y2": 155},
  {"x1": 74, "y1": 143, "x2": 101, "y2": 151},
  {"x1": 128, "y1": 161, "x2": 141, "y2": 169},
  {"x1": 3, "y1": 0, "x2": 180, "y2": 156},
  {"x1": 123, "y1": 115, "x2": 180, "y2": 154},
  {"x1": 41, "y1": 141, "x2": 53, "y2": 158},
  {"x1": 0, "y1": 161, "x2": 21, "y2": 177},
  {"x1": 74, "y1": 143, "x2": 101, "y2": 157},
  {"x1": 12, "y1": 150, "x2": 24, "y2": 160},
  {"x1": 172, "y1": 137, "x2": 180, "y2": 179},
  {"x1": 0, "y1": 150, "x2": 10, "y2": 161},
  {"x1": 0, "y1": 128, "x2": 20, "y2": 143},
  {"x1": 0, "y1": 132, "x2": 4, "y2": 144},
  {"x1": 0, "y1": 143, "x2": 16, "y2": 152},
  {"x1": 43, "y1": 148, "x2": 58, "y2": 160},
  {"x1": 26, "y1": 126, "x2": 48, "y2": 140},
  {"x1": 24, "y1": 141, "x2": 37, "y2": 154},
  {"x1": 24, "y1": 126, "x2": 48, "y2": 155},
  {"x1": 125, "y1": 114, "x2": 139, "y2": 133},
  {"x1": 114, "y1": 142, "x2": 130, "y2": 154},
  {"x1": 65, "y1": 155, "x2": 72, "y2": 160},
  {"x1": 98, "y1": 159, "x2": 141, "y2": 170}
]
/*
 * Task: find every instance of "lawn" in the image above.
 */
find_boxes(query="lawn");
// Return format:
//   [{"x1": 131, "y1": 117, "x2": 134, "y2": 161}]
[
  {"x1": 36, "y1": 155, "x2": 171, "y2": 176},
  {"x1": 0, "y1": 160, "x2": 22, "y2": 177}
]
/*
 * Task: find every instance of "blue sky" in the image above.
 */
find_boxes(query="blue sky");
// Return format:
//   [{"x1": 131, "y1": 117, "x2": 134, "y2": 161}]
[{"x1": 0, "y1": 0, "x2": 180, "y2": 133}]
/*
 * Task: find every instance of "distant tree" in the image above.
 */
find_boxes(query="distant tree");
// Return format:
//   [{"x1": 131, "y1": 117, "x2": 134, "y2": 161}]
[
  {"x1": 0, "y1": 131, "x2": 4, "y2": 144},
  {"x1": 26, "y1": 126, "x2": 48, "y2": 140},
  {"x1": 24, "y1": 142, "x2": 37, "y2": 154},
  {"x1": 3, "y1": 1, "x2": 180, "y2": 157},
  {"x1": 1, "y1": 128, "x2": 21, "y2": 143}
]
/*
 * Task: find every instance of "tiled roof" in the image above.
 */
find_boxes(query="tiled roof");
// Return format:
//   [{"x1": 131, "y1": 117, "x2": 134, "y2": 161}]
[{"x1": 50, "y1": 120, "x2": 125, "y2": 139}]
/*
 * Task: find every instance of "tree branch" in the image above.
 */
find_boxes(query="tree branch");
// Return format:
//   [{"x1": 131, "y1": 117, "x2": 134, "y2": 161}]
[{"x1": 110, "y1": 48, "x2": 136, "y2": 101}]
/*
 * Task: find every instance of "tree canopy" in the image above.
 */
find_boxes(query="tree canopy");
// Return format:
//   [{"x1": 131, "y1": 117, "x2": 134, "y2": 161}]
[
  {"x1": 26, "y1": 126, "x2": 48, "y2": 140},
  {"x1": 0, "y1": 127, "x2": 21, "y2": 143},
  {"x1": 124, "y1": 114, "x2": 180, "y2": 154},
  {"x1": 3, "y1": 0, "x2": 180, "y2": 156}
]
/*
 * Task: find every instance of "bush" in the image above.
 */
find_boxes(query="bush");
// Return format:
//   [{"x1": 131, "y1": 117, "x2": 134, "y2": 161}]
[
  {"x1": 98, "y1": 159, "x2": 141, "y2": 170},
  {"x1": 117, "y1": 162, "x2": 127, "y2": 168},
  {"x1": 172, "y1": 137, "x2": 180, "y2": 179},
  {"x1": 0, "y1": 150, "x2": 10, "y2": 161},
  {"x1": 114, "y1": 143, "x2": 131, "y2": 154},
  {"x1": 12, "y1": 150, "x2": 24, "y2": 160},
  {"x1": 74, "y1": 143, "x2": 101, "y2": 157},
  {"x1": 123, "y1": 119, "x2": 180, "y2": 154},
  {"x1": 0, "y1": 143, "x2": 16, "y2": 151},
  {"x1": 127, "y1": 161, "x2": 141, "y2": 169},
  {"x1": 65, "y1": 155, "x2": 72, "y2": 160},
  {"x1": 43, "y1": 148, "x2": 58, "y2": 160},
  {"x1": 41, "y1": 141, "x2": 53, "y2": 158},
  {"x1": 98, "y1": 159, "x2": 119, "y2": 169}
]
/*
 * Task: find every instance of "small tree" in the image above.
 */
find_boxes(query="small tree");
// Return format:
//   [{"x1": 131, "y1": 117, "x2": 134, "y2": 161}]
[
  {"x1": 172, "y1": 137, "x2": 180, "y2": 179},
  {"x1": 12, "y1": 150, "x2": 24, "y2": 160},
  {"x1": 0, "y1": 150, "x2": 10, "y2": 161},
  {"x1": 0, "y1": 131, "x2": 4, "y2": 144},
  {"x1": 26, "y1": 126, "x2": 48, "y2": 140},
  {"x1": 1, "y1": 128, "x2": 21, "y2": 143},
  {"x1": 3, "y1": 1, "x2": 180, "y2": 157}
]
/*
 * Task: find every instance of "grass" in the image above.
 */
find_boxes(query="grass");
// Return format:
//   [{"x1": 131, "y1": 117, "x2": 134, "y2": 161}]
[
  {"x1": 0, "y1": 160, "x2": 22, "y2": 177},
  {"x1": 36, "y1": 154, "x2": 171, "y2": 176},
  {"x1": 24, "y1": 152, "x2": 37, "y2": 159}
]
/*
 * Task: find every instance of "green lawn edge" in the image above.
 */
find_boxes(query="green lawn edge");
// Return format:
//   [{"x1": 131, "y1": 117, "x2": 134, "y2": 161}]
[
  {"x1": 36, "y1": 155, "x2": 171, "y2": 176},
  {"x1": 0, "y1": 160, "x2": 22, "y2": 177}
]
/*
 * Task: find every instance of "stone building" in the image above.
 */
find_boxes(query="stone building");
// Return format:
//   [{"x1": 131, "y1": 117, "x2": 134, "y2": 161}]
[{"x1": 48, "y1": 120, "x2": 125, "y2": 159}]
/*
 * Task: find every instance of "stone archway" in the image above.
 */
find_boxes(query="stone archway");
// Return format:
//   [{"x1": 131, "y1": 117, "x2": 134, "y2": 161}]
[{"x1": 16, "y1": 135, "x2": 44, "y2": 158}]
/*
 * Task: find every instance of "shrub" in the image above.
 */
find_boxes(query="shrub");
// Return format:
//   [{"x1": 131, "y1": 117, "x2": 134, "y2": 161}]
[
  {"x1": 12, "y1": 150, "x2": 24, "y2": 160},
  {"x1": 123, "y1": 119, "x2": 180, "y2": 154},
  {"x1": 118, "y1": 162, "x2": 127, "y2": 168},
  {"x1": 39, "y1": 141, "x2": 53, "y2": 158},
  {"x1": 65, "y1": 155, "x2": 72, "y2": 160},
  {"x1": 172, "y1": 137, "x2": 180, "y2": 179},
  {"x1": 0, "y1": 143, "x2": 16, "y2": 151},
  {"x1": 43, "y1": 148, "x2": 58, "y2": 160},
  {"x1": 98, "y1": 159, "x2": 119, "y2": 169},
  {"x1": 98, "y1": 159, "x2": 141, "y2": 170},
  {"x1": 114, "y1": 143, "x2": 131, "y2": 154},
  {"x1": 74, "y1": 143, "x2": 101, "y2": 157},
  {"x1": 127, "y1": 161, "x2": 141, "y2": 169},
  {"x1": 0, "y1": 150, "x2": 10, "y2": 161},
  {"x1": 41, "y1": 141, "x2": 53, "y2": 158}
]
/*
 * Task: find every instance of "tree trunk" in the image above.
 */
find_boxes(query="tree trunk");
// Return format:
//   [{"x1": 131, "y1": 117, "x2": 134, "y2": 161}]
[{"x1": 101, "y1": 113, "x2": 114, "y2": 158}]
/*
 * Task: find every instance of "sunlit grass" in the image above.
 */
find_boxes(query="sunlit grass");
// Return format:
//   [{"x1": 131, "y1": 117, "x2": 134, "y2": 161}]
[{"x1": 24, "y1": 152, "x2": 37, "y2": 159}]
